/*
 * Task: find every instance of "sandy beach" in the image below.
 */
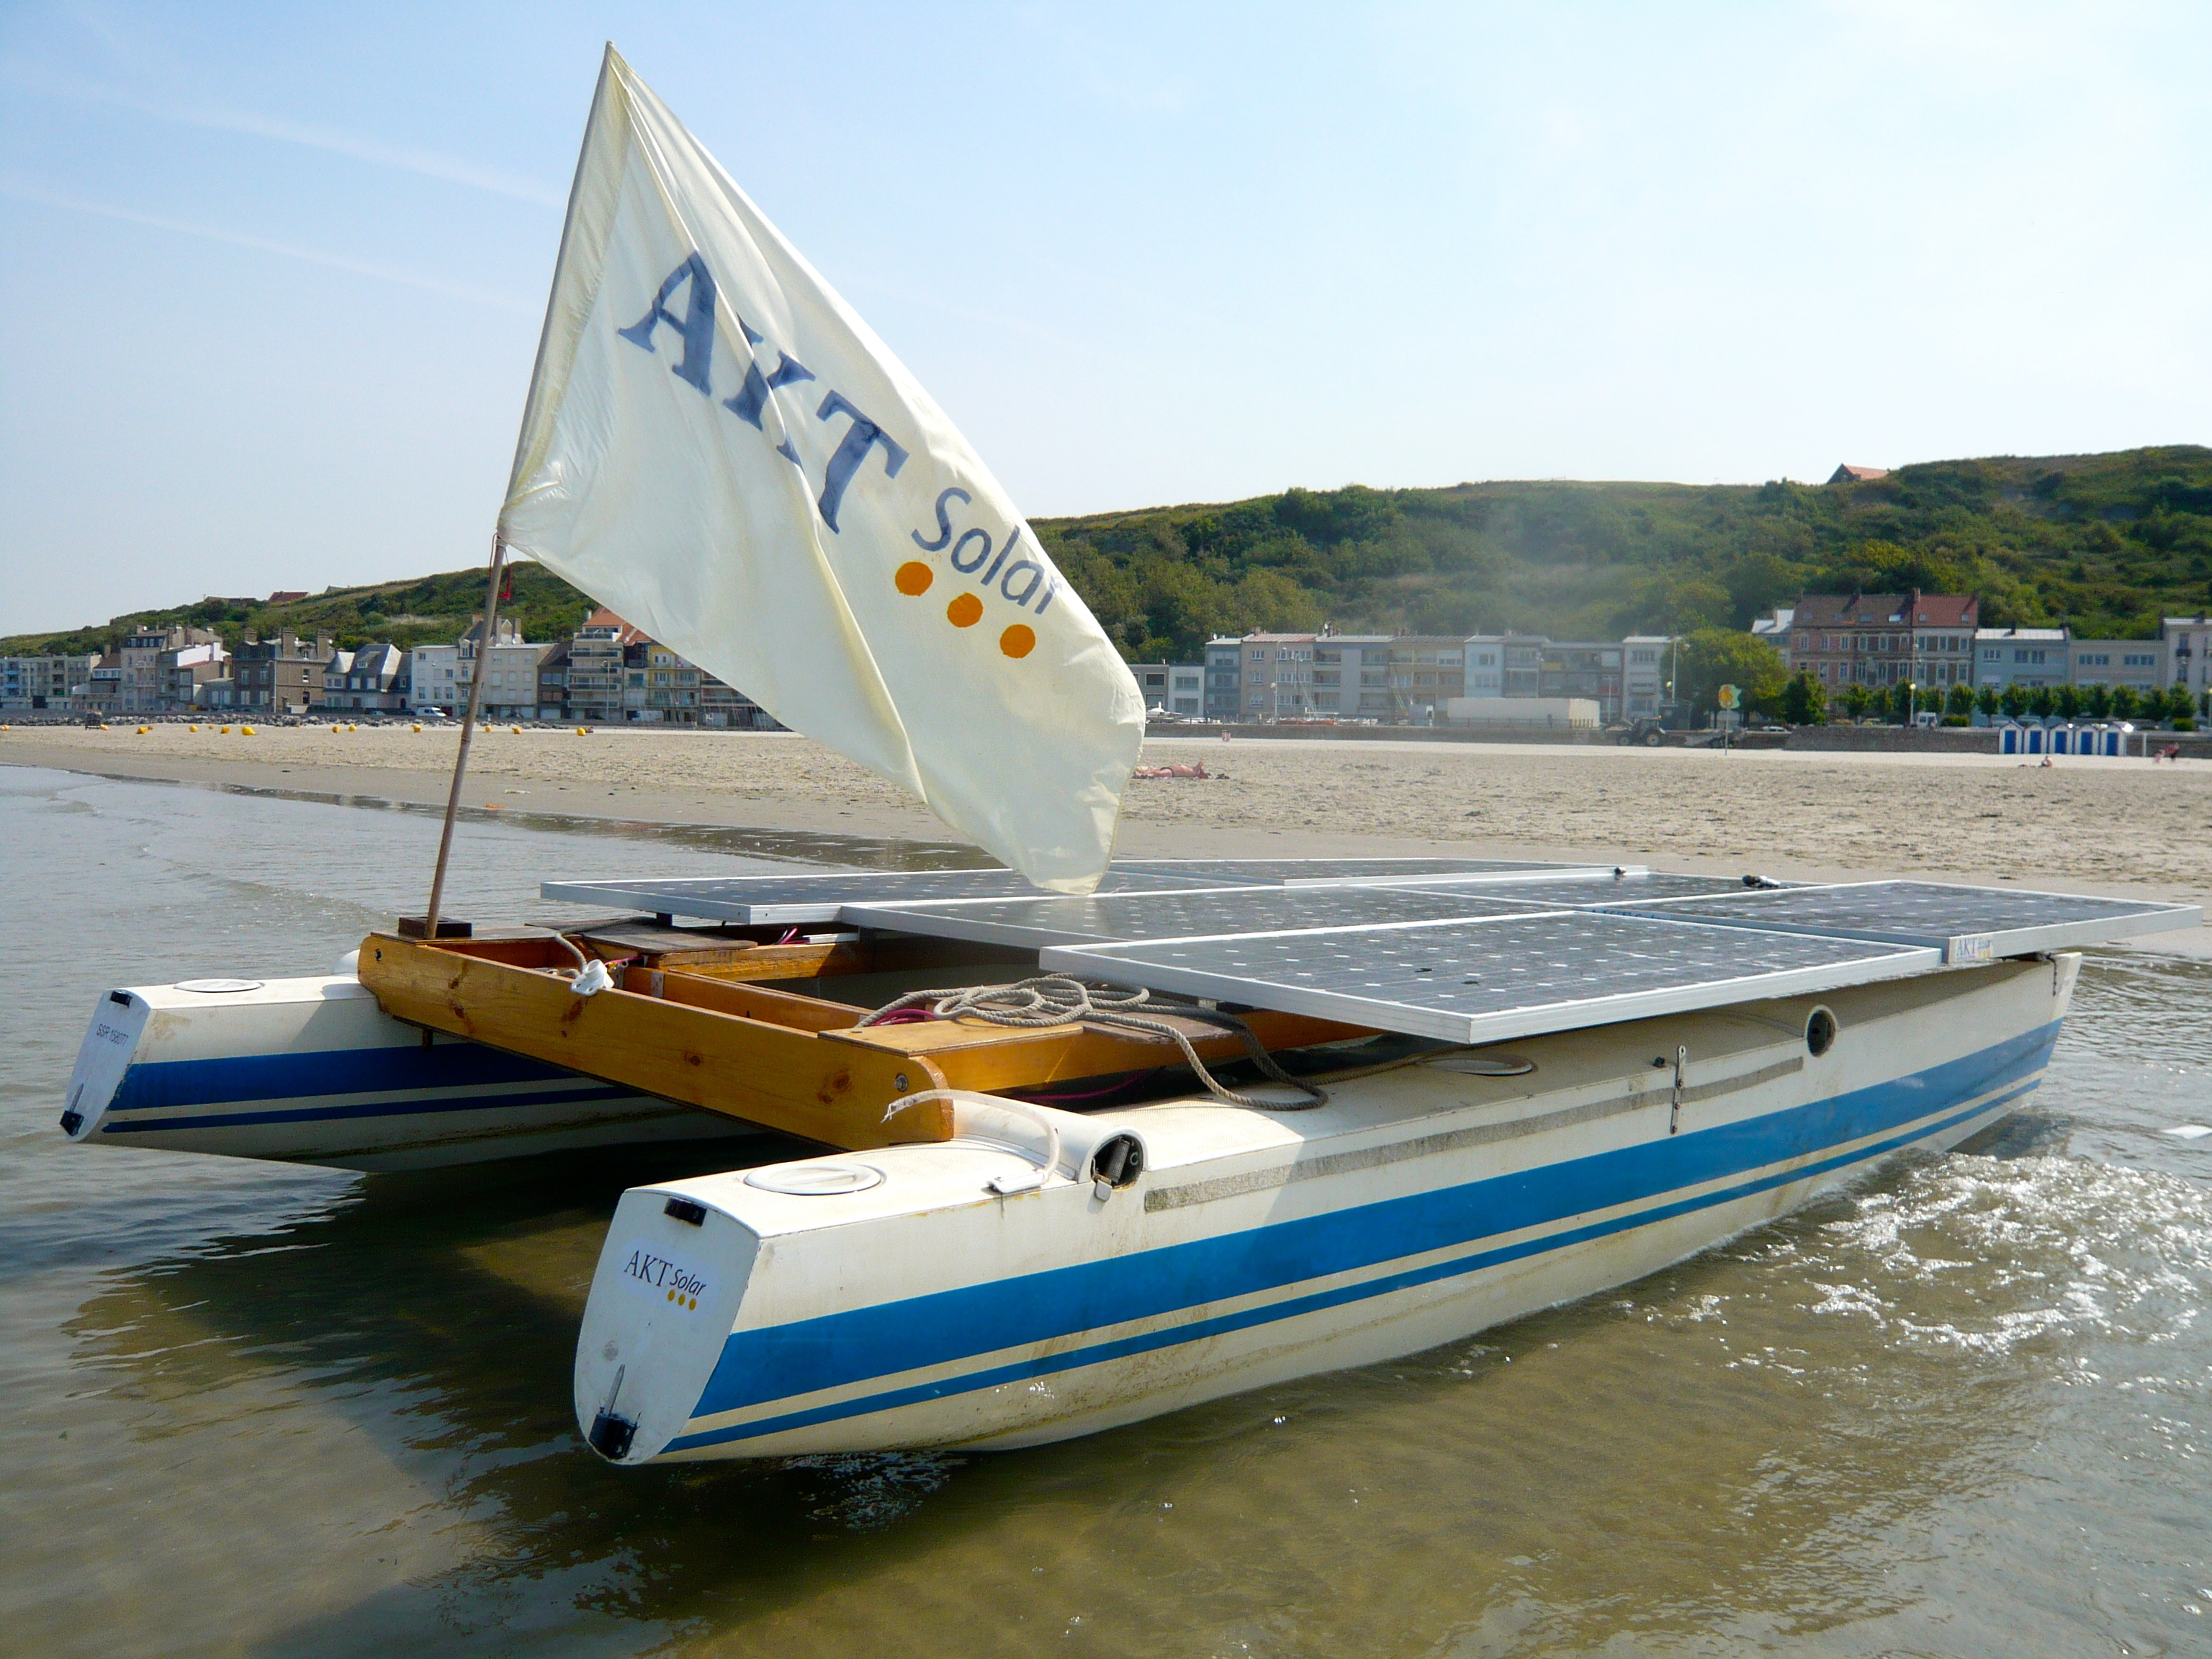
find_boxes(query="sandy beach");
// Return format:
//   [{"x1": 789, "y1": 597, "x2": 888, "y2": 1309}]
[{"x1": 4, "y1": 721, "x2": 2207, "y2": 903}]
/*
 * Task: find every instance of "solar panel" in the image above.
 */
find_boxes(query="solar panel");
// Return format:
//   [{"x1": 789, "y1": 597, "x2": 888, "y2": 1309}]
[
  {"x1": 843, "y1": 884, "x2": 1559, "y2": 950},
  {"x1": 538, "y1": 863, "x2": 1249, "y2": 925},
  {"x1": 1040, "y1": 912, "x2": 1941, "y2": 1046},
  {"x1": 1596, "y1": 881, "x2": 2203, "y2": 963},
  {"x1": 1380, "y1": 871, "x2": 1779, "y2": 907},
  {"x1": 1119, "y1": 857, "x2": 1600, "y2": 884}
]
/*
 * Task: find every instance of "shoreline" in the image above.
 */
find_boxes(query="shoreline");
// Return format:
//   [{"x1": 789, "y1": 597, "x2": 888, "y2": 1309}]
[{"x1": 5, "y1": 724, "x2": 2208, "y2": 914}]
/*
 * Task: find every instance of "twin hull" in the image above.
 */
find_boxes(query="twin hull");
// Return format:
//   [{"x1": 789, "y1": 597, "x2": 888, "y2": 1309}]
[
  {"x1": 62, "y1": 975, "x2": 750, "y2": 1172},
  {"x1": 577, "y1": 956, "x2": 2076, "y2": 1462}
]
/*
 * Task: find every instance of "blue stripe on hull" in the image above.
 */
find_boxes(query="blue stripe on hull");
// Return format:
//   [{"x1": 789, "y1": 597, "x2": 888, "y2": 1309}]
[
  {"x1": 99, "y1": 1080, "x2": 644, "y2": 1135},
  {"x1": 672, "y1": 1080, "x2": 2033, "y2": 1452},
  {"x1": 669, "y1": 1022, "x2": 2057, "y2": 1451},
  {"x1": 107, "y1": 1044, "x2": 577, "y2": 1113}
]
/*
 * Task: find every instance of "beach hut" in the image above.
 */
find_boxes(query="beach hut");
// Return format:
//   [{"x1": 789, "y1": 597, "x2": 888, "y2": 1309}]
[{"x1": 1999, "y1": 721, "x2": 2023, "y2": 755}]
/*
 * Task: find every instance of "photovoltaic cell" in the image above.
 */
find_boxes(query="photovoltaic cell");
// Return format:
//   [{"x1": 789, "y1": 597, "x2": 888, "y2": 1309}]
[
  {"x1": 1118, "y1": 857, "x2": 1596, "y2": 884},
  {"x1": 1040, "y1": 912, "x2": 1941, "y2": 1045},
  {"x1": 539, "y1": 857, "x2": 1611, "y2": 925},
  {"x1": 538, "y1": 863, "x2": 1248, "y2": 924},
  {"x1": 844, "y1": 884, "x2": 1561, "y2": 949},
  {"x1": 1382, "y1": 871, "x2": 1780, "y2": 907},
  {"x1": 1596, "y1": 881, "x2": 2202, "y2": 963}
]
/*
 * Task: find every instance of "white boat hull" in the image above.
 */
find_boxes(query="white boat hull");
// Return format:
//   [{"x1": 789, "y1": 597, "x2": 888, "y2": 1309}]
[
  {"x1": 62, "y1": 976, "x2": 754, "y2": 1172},
  {"x1": 575, "y1": 955, "x2": 2077, "y2": 1462}
]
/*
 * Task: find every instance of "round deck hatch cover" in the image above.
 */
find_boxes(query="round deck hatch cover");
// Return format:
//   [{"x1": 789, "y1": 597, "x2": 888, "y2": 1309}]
[
  {"x1": 175, "y1": 979, "x2": 264, "y2": 994},
  {"x1": 745, "y1": 1163, "x2": 884, "y2": 1195}
]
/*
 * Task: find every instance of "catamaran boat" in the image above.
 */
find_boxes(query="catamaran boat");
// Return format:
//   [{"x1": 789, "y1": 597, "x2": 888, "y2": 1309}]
[
  {"x1": 61, "y1": 856, "x2": 2200, "y2": 1463},
  {"x1": 50, "y1": 47, "x2": 2206, "y2": 1469}
]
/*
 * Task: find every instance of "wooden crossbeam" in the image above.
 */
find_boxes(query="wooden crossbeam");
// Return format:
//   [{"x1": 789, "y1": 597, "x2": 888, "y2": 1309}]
[{"x1": 358, "y1": 932, "x2": 952, "y2": 1148}]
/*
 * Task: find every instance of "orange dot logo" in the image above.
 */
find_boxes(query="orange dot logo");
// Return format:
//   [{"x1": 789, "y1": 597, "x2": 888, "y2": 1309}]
[
  {"x1": 894, "y1": 561, "x2": 933, "y2": 595},
  {"x1": 946, "y1": 593, "x2": 984, "y2": 628},
  {"x1": 1000, "y1": 624, "x2": 1036, "y2": 659}
]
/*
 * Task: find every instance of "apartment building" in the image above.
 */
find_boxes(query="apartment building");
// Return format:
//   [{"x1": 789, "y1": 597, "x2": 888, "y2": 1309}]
[
  {"x1": 2067, "y1": 639, "x2": 2162, "y2": 696},
  {"x1": 2164, "y1": 613, "x2": 2211, "y2": 703},
  {"x1": 565, "y1": 610, "x2": 634, "y2": 723},
  {"x1": 1536, "y1": 641, "x2": 1625, "y2": 723},
  {"x1": 0, "y1": 653, "x2": 98, "y2": 711},
  {"x1": 1786, "y1": 593, "x2": 1978, "y2": 689},
  {"x1": 160, "y1": 641, "x2": 231, "y2": 709},
  {"x1": 321, "y1": 643, "x2": 410, "y2": 712},
  {"x1": 1973, "y1": 628, "x2": 2069, "y2": 692},
  {"x1": 1622, "y1": 637, "x2": 1671, "y2": 719},
  {"x1": 1125, "y1": 662, "x2": 1203, "y2": 714},
  {"x1": 408, "y1": 618, "x2": 549, "y2": 719},
  {"x1": 1239, "y1": 633, "x2": 1318, "y2": 719},
  {"x1": 1380, "y1": 636, "x2": 1467, "y2": 722},
  {"x1": 233, "y1": 631, "x2": 332, "y2": 714},
  {"x1": 118, "y1": 625, "x2": 220, "y2": 714},
  {"x1": 534, "y1": 641, "x2": 570, "y2": 719},
  {"x1": 1908, "y1": 595, "x2": 1979, "y2": 688},
  {"x1": 1310, "y1": 634, "x2": 1393, "y2": 719},
  {"x1": 1203, "y1": 637, "x2": 1243, "y2": 722}
]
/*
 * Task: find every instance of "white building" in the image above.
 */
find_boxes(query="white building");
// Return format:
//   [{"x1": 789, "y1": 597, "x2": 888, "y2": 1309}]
[
  {"x1": 1126, "y1": 662, "x2": 1203, "y2": 714},
  {"x1": 1973, "y1": 627, "x2": 2069, "y2": 692},
  {"x1": 1622, "y1": 636, "x2": 1671, "y2": 718},
  {"x1": 2162, "y1": 613, "x2": 2211, "y2": 706},
  {"x1": 408, "y1": 640, "x2": 462, "y2": 714},
  {"x1": 1463, "y1": 635, "x2": 1512, "y2": 698},
  {"x1": 2067, "y1": 639, "x2": 2162, "y2": 696},
  {"x1": 1166, "y1": 665, "x2": 1202, "y2": 715},
  {"x1": 410, "y1": 619, "x2": 550, "y2": 719}
]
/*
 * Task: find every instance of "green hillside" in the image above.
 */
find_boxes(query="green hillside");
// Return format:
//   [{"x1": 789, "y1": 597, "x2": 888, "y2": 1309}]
[
  {"x1": 6, "y1": 446, "x2": 2208, "y2": 663},
  {"x1": 1, "y1": 565, "x2": 593, "y2": 662},
  {"x1": 1035, "y1": 445, "x2": 2212, "y2": 660}
]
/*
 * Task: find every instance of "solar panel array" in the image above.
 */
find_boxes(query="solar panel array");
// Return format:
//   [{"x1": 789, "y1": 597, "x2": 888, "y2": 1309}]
[
  {"x1": 1038, "y1": 912, "x2": 1941, "y2": 1045},
  {"x1": 539, "y1": 857, "x2": 1615, "y2": 925},
  {"x1": 539, "y1": 859, "x2": 2199, "y2": 1046},
  {"x1": 840, "y1": 884, "x2": 1561, "y2": 949}
]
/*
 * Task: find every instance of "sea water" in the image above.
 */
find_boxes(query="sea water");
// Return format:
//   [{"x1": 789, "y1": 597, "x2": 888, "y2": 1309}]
[{"x1": 1, "y1": 764, "x2": 2207, "y2": 1658}]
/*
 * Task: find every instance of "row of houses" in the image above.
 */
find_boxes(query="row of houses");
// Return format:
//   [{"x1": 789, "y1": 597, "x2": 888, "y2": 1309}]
[
  {"x1": 1766, "y1": 593, "x2": 2211, "y2": 701},
  {"x1": 0, "y1": 609, "x2": 783, "y2": 729},
  {"x1": 1164, "y1": 632, "x2": 1674, "y2": 727}
]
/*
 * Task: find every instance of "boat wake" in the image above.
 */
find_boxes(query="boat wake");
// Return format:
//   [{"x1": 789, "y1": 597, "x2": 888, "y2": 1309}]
[{"x1": 1792, "y1": 1151, "x2": 2212, "y2": 1359}]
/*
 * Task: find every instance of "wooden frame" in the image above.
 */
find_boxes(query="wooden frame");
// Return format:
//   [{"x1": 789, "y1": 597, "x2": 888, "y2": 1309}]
[{"x1": 356, "y1": 924, "x2": 1372, "y2": 1152}]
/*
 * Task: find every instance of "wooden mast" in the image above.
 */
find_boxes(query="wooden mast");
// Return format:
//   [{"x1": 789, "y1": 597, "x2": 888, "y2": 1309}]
[{"x1": 413, "y1": 534, "x2": 509, "y2": 938}]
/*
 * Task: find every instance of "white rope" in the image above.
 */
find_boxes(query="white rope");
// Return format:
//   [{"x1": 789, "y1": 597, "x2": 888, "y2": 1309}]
[{"x1": 859, "y1": 976, "x2": 1327, "y2": 1110}]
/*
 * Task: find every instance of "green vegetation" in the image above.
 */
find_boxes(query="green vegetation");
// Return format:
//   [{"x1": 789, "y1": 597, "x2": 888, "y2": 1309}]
[
  {"x1": 0, "y1": 565, "x2": 592, "y2": 660},
  {"x1": 1672, "y1": 627, "x2": 1786, "y2": 717},
  {"x1": 6, "y1": 445, "x2": 2208, "y2": 667},
  {"x1": 1031, "y1": 445, "x2": 2212, "y2": 660},
  {"x1": 1781, "y1": 670, "x2": 1827, "y2": 725}
]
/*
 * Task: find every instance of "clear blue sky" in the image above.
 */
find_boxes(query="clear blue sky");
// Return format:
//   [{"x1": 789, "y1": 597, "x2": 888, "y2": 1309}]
[{"x1": 3, "y1": 2, "x2": 2207, "y2": 634}]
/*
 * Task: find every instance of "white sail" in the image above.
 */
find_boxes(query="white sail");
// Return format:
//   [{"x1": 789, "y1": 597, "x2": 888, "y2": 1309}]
[{"x1": 500, "y1": 46, "x2": 1143, "y2": 891}]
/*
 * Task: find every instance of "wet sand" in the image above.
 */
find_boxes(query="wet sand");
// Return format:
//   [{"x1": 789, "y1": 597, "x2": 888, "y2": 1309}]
[{"x1": 3, "y1": 721, "x2": 2208, "y2": 902}]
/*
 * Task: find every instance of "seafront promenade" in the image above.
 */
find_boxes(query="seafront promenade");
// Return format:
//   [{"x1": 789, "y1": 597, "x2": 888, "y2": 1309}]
[{"x1": 4, "y1": 721, "x2": 2207, "y2": 904}]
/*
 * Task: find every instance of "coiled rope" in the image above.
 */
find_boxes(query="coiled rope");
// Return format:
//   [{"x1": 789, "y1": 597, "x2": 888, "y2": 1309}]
[{"x1": 857, "y1": 976, "x2": 1328, "y2": 1110}]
